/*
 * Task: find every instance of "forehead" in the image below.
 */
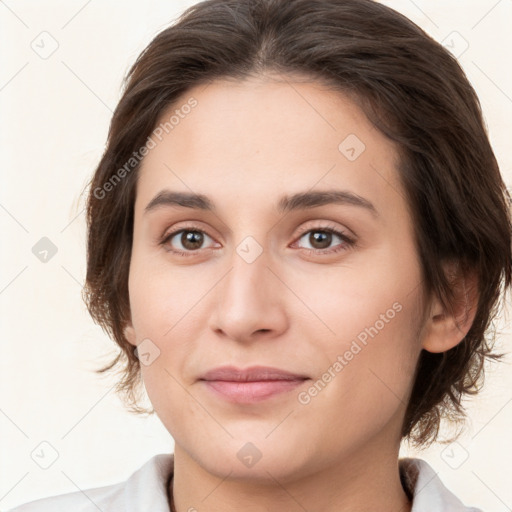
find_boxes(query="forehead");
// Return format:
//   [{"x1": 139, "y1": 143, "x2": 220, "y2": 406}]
[{"x1": 135, "y1": 76, "x2": 405, "y2": 219}]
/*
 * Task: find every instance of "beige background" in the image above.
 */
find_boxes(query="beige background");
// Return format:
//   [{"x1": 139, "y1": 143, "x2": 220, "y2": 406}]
[{"x1": 0, "y1": 1, "x2": 511, "y2": 510}]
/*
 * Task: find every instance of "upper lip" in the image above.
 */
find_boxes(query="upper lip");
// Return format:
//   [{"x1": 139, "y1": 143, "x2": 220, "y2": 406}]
[{"x1": 200, "y1": 365, "x2": 309, "y2": 382}]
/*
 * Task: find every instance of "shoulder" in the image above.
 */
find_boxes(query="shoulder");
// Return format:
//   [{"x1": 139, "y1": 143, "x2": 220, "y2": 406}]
[
  {"x1": 399, "y1": 457, "x2": 483, "y2": 512},
  {"x1": 5, "y1": 453, "x2": 174, "y2": 512},
  {"x1": 4, "y1": 480, "x2": 125, "y2": 512}
]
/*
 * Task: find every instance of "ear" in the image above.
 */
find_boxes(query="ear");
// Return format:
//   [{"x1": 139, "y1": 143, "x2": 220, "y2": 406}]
[
  {"x1": 421, "y1": 261, "x2": 479, "y2": 353},
  {"x1": 124, "y1": 321, "x2": 137, "y2": 347}
]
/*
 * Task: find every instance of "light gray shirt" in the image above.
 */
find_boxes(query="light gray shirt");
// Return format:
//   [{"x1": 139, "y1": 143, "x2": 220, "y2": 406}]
[{"x1": 5, "y1": 454, "x2": 483, "y2": 511}]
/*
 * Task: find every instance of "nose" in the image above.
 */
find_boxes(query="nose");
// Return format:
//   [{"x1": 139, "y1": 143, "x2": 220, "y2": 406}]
[{"x1": 208, "y1": 243, "x2": 289, "y2": 344}]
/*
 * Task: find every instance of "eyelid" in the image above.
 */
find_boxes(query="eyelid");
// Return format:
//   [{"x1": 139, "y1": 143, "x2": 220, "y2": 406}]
[
  {"x1": 158, "y1": 220, "x2": 215, "y2": 242},
  {"x1": 293, "y1": 220, "x2": 353, "y2": 239}
]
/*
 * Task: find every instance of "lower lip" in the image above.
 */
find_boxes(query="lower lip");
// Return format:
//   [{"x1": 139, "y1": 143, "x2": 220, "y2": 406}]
[{"x1": 201, "y1": 379, "x2": 308, "y2": 403}]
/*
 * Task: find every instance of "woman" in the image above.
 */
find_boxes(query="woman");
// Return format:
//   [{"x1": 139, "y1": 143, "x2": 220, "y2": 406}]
[{"x1": 8, "y1": 0, "x2": 511, "y2": 510}]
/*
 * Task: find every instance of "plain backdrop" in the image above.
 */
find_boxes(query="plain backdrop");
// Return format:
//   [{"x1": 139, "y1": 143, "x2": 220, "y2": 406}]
[{"x1": 1, "y1": 1, "x2": 511, "y2": 510}]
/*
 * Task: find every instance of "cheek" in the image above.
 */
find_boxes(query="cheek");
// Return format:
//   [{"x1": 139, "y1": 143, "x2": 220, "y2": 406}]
[
  {"x1": 342, "y1": 294, "x2": 423, "y2": 410},
  {"x1": 127, "y1": 250, "x2": 208, "y2": 337},
  {"x1": 138, "y1": 360, "x2": 196, "y2": 443},
  {"x1": 284, "y1": 251, "x2": 422, "y2": 349},
  {"x1": 127, "y1": 257, "x2": 214, "y2": 392},
  {"x1": 298, "y1": 296, "x2": 422, "y2": 454},
  {"x1": 295, "y1": 240, "x2": 424, "y2": 411},
  {"x1": 317, "y1": 292, "x2": 421, "y2": 398}
]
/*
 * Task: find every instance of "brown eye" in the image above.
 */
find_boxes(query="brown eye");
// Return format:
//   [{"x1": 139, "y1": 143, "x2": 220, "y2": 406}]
[
  {"x1": 161, "y1": 229, "x2": 215, "y2": 254},
  {"x1": 180, "y1": 231, "x2": 205, "y2": 250},
  {"x1": 307, "y1": 231, "x2": 333, "y2": 250},
  {"x1": 295, "y1": 227, "x2": 355, "y2": 254}
]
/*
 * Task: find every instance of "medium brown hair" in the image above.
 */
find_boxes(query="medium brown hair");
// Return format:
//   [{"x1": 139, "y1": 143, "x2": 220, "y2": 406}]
[{"x1": 82, "y1": 0, "x2": 512, "y2": 447}]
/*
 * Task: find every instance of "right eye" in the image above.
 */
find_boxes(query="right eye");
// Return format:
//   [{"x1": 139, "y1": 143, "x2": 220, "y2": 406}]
[{"x1": 160, "y1": 228, "x2": 218, "y2": 256}]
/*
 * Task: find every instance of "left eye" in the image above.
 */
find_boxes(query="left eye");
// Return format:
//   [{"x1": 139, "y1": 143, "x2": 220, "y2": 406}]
[{"x1": 295, "y1": 228, "x2": 353, "y2": 252}]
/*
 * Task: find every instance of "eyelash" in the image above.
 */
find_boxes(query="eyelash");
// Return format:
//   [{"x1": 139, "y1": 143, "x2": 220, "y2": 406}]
[{"x1": 158, "y1": 223, "x2": 356, "y2": 258}]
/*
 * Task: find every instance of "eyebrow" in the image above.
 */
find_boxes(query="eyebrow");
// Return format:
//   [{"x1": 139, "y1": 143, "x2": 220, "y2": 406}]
[{"x1": 144, "y1": 189, "x2": 379, "y2": 217}]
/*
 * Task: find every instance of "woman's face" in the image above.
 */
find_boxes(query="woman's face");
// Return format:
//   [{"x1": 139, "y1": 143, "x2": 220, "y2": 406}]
[{"x1": 124, "y1": 75, "x2": 428, "y2": 481}]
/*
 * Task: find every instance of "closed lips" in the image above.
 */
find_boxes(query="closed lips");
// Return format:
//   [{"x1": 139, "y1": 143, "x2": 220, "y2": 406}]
[{"x1": 199, "y1": 365, "x2": 310, "y2": 382}]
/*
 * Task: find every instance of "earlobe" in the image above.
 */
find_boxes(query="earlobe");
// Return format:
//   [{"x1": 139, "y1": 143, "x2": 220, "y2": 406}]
[
  {"x1": 420, "y1": 262, "x2": 479, "y2": 354},
  {"x1": 124, "y1": 323, "x2": 137, "y2": 347}
]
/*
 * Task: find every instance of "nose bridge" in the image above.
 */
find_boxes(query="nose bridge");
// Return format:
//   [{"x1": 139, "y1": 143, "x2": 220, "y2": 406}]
[
  {"x1": 223, "y1": 216, "x2": 272, "y2": 293},
  {"x1": 209, "y1": 232, "x2": 286, "y2": 340},
  {"x1": 223, "y1": 235, "x2": 272, "y2": 310}
]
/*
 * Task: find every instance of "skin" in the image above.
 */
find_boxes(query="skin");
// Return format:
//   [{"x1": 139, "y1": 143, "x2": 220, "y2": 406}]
[{"x1": 124, "y1": 74, "x2": 477, "y2": 512}]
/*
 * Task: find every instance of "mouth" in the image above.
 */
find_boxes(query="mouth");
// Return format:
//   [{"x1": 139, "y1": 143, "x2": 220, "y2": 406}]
[{"x1": 199, "y1": 365, "x2": 310, "y2": 403}]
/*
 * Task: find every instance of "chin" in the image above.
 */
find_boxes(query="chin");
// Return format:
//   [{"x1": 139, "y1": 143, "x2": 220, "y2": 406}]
[{"x1": 181, "y1": 431, "x2": 315, "y2": 484}]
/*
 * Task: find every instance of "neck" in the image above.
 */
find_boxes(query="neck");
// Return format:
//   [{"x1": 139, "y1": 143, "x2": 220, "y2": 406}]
[{"x1": 169, "y1": 440, "x2": 411, "y2": 512}]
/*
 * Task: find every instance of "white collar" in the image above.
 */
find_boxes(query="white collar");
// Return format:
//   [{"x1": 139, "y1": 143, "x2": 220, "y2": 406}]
[{"x1": 399, "y1": 457, "x2": 482, "y2": 512}]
